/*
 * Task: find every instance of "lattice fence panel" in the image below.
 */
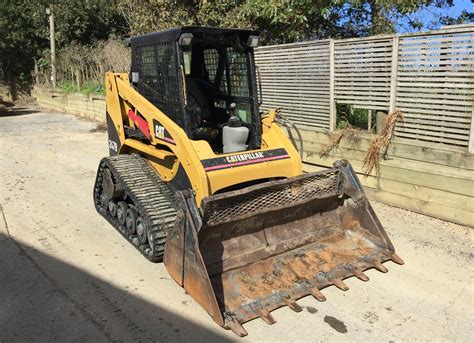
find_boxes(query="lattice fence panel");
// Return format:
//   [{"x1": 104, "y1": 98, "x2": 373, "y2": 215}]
[
  {"x1": 333, "y1": 37, "x2": 393, "y2": 111},
  {"x1": 255, "y1": 41, "x2": 331, "y2": 129},
  {"x1": 395, "y1": 29, "x2": 474, "y2": 147}
]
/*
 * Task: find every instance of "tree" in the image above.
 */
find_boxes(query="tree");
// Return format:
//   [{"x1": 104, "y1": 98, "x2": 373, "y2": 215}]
[
  {"x1": 199, "y1": 0, "x2": 338, "y2": 43},
  {"x1": 52, "y1": 0, "x2": 127, "y2": 46},
  {"x1": 117, "y1": 0, "x2": 340, "y2": 44},
  {"x1": 0, "y1": 1, "x2": 48, "y2": 98},
  {"x1": 333, "y1": 0, "x2": 470, "y2": 38}
]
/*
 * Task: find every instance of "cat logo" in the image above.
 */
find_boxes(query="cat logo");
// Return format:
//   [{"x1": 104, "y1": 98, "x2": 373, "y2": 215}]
[{"x1": 155, "y1": 124, "x2": 165, "y2": 139}]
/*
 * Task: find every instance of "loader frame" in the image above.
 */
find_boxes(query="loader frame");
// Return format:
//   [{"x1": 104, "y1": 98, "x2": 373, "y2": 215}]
[
  {"x1": 96, "y1": 26, "x2": 404, "y2": 338},
  {"x1": 105, "y1": 72, "x2": 301, "y2": 205}
]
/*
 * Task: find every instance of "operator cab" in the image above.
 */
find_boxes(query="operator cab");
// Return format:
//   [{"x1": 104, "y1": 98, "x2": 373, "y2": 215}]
[{"x1": 129, "y1": 27, "x2": 261, "y2": 153}]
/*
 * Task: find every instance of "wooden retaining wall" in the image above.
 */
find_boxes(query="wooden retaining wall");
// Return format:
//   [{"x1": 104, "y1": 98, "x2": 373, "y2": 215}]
[
  {"x1": 33, "y1": 88, "x2": 106, "y2": 123},
  {"x1": 300, "y1": 129, "x2": 473, "y2": 227},
  {"x1": 255, "y1": 25, "x2": 473, "y2": 227},
  {"x1": 32, "y1": 85, "x2": 473, "y2": 226}
]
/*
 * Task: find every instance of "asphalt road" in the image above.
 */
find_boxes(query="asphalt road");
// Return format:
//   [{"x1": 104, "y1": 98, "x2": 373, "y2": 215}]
[{"x1": 0, "y1": 104, "x2": 472, "y2": 342}]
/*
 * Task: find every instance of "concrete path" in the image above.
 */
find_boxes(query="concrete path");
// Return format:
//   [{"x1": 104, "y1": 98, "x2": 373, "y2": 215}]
[{"x1": 0, "y1": 106, "x2": 472, "y2": 342}]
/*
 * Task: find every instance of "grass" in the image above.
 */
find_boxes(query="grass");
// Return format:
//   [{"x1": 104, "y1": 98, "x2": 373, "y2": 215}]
[
  {"x1": 58, "y1": 81, "x2": 77, "y2": 94},
  {"x1": 58, "y1": 81, "x2": 105, "y2": 96},
  {"x1": 80, "y1": 82, "x2": 105, "y2": 96}
]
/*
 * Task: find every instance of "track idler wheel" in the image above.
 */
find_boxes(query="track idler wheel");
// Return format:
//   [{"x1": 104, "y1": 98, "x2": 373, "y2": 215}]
[
  {"x1": 100, "y1": 193, "x2": 109, "y2": 209},
  {"x1": 136, "y1": 216, "x2": 147, "y2": 244},
  {"x1": 108, "y1": 200, "x2": 117, "y2": 217},
  {"x1": 117, "y1": 201, "x2": 128, "y2": 225},
  {"x1": 125, "y1": 208, "x2": 138, "y2": 236},
  {"x1": 93, "y1": 155, "x2": 178, "y2": 262}
]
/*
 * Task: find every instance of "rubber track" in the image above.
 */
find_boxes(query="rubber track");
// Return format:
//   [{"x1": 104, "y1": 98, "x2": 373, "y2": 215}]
[{"x1": 93, "y1": 154, "x2": 178, "y2": 262}]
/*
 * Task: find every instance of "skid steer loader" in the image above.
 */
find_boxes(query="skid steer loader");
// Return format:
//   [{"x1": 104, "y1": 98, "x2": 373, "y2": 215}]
[{"x1": 93, "y1": 26, "x2": 403, "y2": 337}]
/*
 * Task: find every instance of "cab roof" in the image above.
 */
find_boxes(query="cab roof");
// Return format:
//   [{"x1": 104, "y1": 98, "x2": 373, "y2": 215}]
[{"x1": 130, "y1": 26, "x2": 260, "y2": 47}]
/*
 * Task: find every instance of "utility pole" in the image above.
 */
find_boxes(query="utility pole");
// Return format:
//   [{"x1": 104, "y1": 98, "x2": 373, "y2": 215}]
[{"x1": 47, "y1": 4, "x2": 56, "y2": 88}]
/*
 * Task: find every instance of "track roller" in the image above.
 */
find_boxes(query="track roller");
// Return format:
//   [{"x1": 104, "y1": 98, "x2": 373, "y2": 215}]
[{"x1": 93, "y1": 154, "x2": 177, "y2": 262}]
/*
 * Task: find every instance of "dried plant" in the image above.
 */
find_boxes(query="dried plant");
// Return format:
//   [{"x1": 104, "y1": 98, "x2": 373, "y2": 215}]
[
  {"x1": 363, "y1": 110, "x2": 404, "y2": 175},
  {"x1": 319, "y1": 127, "x2": 360, "y2": 159},
  {"x1": 37, "y1": 38, "x2": 131, "y2": 87}
]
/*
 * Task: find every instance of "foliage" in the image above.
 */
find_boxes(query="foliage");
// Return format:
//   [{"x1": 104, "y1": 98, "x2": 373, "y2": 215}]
[
  {"x1": 117, "y1": 0, "x2": 196, "y2": 35},
  {"x1": 320, "y1": 110, "x2": 404, "y2": 176},
  {"x1": 29, "y1": 0, "x2": 127, "y2": 45},
  {"x1": 116, "y1": 0, "x2": 469, "y2": 42},
  {"x1": 0, "y1": 0, "x2": 48, "y2": 97},
  {"x1": 58, "y1": 81, "x2": 77, "y2": 93},
  {"x1": 199, "y1": 0, "x2": 339, "y2": 43},
  {"x1": 1, "y1": 0, "x2": 470, "y2": 98},
  {"x1": 79, "y1": 81, "x2": 105, "y2": 95},
  {"x1": 37, "y1": 38, "x2": 130, "y2": 91},
  {"x1": 436, "y1": 9, "x2": 473, "y2": 28},
  {"x1": 336, "y1": 103, "x2": 370, "y2": 130},
  {"x1": 333, "y1": 0, "x2": 466, "y2": 36},
  {"x1": 117, "y1": 0, "x2": 341, "y2": 44}
]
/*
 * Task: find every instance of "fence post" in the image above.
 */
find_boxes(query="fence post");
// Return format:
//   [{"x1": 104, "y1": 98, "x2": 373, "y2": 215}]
[
  {"x1": 469, "y1": 107, "x2": 474, "y2": 154},
  {"x1": 75, "y1": 69, "x2": 82, "y2": 91},
  {"x1": 34, "y1": 59, "x2": 40, "y2": 85},
  {"x1": 329, "y1": 39, "x2": 335, "y2": 131},
  {"x1": 389, "y1": 36, "x2": 399, "y2": 113}
]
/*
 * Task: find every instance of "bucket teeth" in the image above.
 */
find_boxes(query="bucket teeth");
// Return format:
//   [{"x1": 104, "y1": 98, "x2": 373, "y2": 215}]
[
  {"x1": 257, "y1": 308, "x2": 276, "y2": 325},
  {"x1": 283, "y1": 297, "x2": 303, "y2": 312},
  {"x1": 352, "y1": 268, "x2": 370, "y2": 281},
  {"x1": 309, "y1": 287, "x2": 326, "y2": 302},
  {"x1": 332, "y1": 278, "x2": 349, "y2": 291},
  {"x1": 225, "y1": 317, "x2": 248, "y2": 337},
  {"x1": 391, "y1": 253, "x2": 404, "y2": 265},
  {"x1": 373, "y1": 260, "x2": 389, "y2": 273}
]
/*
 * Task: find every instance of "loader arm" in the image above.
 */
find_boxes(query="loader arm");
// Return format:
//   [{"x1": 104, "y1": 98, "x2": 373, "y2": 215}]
[
  {"x1": 106, "y1": 72, "x2": 301, "y2": 204},
  {"x1": 106, "y1": 72, "x2": 209, "y2": 200}
]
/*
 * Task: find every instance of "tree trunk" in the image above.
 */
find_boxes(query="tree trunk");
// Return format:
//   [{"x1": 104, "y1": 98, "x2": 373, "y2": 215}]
[
  {"x1": 368, "y1": 0, "x2": 382, "y2": 36},
  {"x1": 76, "y1": 69, "x2": 82, "y2": 91}
]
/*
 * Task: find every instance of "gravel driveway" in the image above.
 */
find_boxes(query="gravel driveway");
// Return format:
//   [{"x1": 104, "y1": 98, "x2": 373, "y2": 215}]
[{"x1": 0, "y1": 104, "x2": 472, "y2": 342}]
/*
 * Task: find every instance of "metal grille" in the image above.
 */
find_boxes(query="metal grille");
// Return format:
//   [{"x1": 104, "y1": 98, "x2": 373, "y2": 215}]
[
  {"x1": 203, "y1": 169, "x2": 339, "y2": 225},
  {"x1": 203, "y1": 48, "x2": 229, "y2": 94},
  {"x1": 228, "y1": 47, "x2": 249, "y2": 97},
  {"x1": 136, "y1": 42, "x2": 182, "y2": 124},
  {"x1": 204, "y1": 49, "x2": 219, "y2": 82}
]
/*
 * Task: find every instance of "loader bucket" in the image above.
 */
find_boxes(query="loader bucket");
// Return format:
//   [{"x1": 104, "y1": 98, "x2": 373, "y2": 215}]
[{"x1": 164, "y1": 160, "x2": 403, "y2": 336}]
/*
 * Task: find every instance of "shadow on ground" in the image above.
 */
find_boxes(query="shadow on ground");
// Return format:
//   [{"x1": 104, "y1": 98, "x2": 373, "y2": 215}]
[
  {"x1": 0, "y1": 97, "x2": 40, "y2": 117},
  {"x1": 0, "y1": 232, "x2": 232, "y2": 342}
]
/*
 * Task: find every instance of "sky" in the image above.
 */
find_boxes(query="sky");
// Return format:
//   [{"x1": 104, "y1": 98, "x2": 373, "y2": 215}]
[{"x1": 397, "y1": 0, "x2": 474, "y2": 32}]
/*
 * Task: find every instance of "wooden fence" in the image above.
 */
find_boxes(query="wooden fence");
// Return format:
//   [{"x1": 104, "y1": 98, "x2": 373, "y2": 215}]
[
  {"x1": 255, "y1": 25, "x2": 474, "y2": 227},
  {"x1": 255, "y1": 24, "x2": 474, "y2": 151},
  {"x1": 32, "y1": 25, "x2": 474, "y2": 226}
]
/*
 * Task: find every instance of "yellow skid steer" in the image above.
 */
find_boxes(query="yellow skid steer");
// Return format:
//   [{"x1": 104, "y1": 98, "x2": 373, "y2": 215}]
[{"x1": 93, "y1": 26, "x2": 403, "y2": 336}]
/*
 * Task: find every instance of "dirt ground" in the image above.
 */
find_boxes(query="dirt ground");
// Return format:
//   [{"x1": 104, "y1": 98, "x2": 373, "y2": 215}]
[{"x1": 0, "y1": 104, "x2": 473, "y2": 342}]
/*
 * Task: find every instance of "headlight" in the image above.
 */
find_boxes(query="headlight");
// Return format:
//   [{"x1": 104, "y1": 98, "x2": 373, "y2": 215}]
[
  {"x1": 179, "y1": 33, "x2": 193, "y2": 47},
  {"x1": 247, "y1": 35, "x2": 259, "y2": 47}
]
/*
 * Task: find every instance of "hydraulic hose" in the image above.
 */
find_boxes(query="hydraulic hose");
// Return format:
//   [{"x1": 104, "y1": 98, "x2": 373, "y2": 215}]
[{"x1": 275, "y1": 110, "x2": 304, "y2": 160}]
